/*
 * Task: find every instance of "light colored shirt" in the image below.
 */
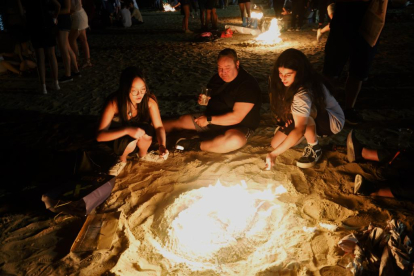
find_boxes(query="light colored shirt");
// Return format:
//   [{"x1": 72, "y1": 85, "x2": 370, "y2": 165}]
[
  {"x1": 291, "y1": 85, "x2": 344, "y2": 134},
  {"x1": 121, "y1": 8, "x2": 131, "y2": 27}
]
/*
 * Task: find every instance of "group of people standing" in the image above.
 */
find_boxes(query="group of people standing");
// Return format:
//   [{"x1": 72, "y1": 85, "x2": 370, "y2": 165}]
[
  {"x1": 97, "y1": 48, "x2": 344, "y2": 176},
  {"x1": 3, "y1": 0, "x2": 92, "y2": 94}
]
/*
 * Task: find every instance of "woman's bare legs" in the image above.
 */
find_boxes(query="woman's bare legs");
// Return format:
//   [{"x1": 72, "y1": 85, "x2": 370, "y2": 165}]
[
  {"x1": 58, "y1": 31, "x2": 79, "y2": 77},
  {"x1": 137, "y1": 135, "x2": 153, "y2": 157},
  {"x1": 182, "y1": 5, "x2": 191, "y2": 31},
  {"x1": 34, "y1": 48, "x2": 46, "y2": 85},
  {"x1": 69, "y1": 29, "x2": 91, "y2": 67}
]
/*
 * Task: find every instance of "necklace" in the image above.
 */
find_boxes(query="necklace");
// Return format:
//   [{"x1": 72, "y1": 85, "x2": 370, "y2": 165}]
[{"x1": 128, "y1": 103, "x2": 137, "y2": 117}]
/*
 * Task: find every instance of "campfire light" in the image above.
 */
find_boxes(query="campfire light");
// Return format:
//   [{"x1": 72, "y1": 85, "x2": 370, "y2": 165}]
[
  {"x1": 251, "y1": 11, "x2": 263, "y2": 20},
  {"x1": 140, "y1": 179, "x2": 316, "y2": 273},
  {"x1": 163, "y1": 3, "x2": 175, "y2": 11},
  {"x1": 255, "y1": 18, "x2": 282, "y2": 44}
]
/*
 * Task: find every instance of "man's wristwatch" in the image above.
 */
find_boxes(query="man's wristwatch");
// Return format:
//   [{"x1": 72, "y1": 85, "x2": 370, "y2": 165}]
[{"x1": 207, "y1": 116, "x2": 212, "y2": 125}]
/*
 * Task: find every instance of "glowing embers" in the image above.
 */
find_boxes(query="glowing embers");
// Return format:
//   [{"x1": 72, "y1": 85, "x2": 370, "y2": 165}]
[
  {"x1": 149, "y1": 180, "x2": 313, "y2": 273},
  {"x1": 163, "y1": 3, "x2": 175, "y2": 11},
  {"x1": 256, "y1": 18, "x2": 282, "y2": 44}
]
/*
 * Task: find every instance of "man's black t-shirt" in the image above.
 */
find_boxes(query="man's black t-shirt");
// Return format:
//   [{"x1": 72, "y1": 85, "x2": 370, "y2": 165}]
[{"x1": 205, "y1": 67, "x2": 262, "y2": 130}]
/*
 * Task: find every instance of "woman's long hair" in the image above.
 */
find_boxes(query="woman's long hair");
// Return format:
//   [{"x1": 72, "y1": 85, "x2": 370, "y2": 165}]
[
  {"x1": 269, "y1": 48, "x2": 331, "y2": 122},
  {"x1": 114, "y1": 66, "x2": 156, "y2": 125}
]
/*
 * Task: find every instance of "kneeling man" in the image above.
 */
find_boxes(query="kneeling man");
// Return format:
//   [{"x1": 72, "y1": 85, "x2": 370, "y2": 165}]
[{"x1": 164, "y1": 48, "x2": 262, "y2": 153}]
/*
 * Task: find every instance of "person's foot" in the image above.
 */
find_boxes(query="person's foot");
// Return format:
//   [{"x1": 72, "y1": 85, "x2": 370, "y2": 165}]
[
  {"x1": 59, "y1": 75, "x2": 73, "y2": 83},
  {"x1": 296, "y1": 144, "x2": 322, "y2": 168},
  {"x1": 344, "y1": 109, "x2": 363, "y2": 125},
  {"x1": 108, "y1": 160, "x2": 127, "y2": 176},
  {"x1": 175, "y1": 137, "x2": 201, "y2": 151},
  {"x1": 81, "y1": 59, "x2": 92, "y2": 69},
  {"x1": 287, "y1": 27, "x2": 294, "y2": 31},
  {"x1": 50, "y1": 81, "x2": 60, "y2": 91},
  {"x1": 295, "y1": 27, "x2": 301, "y2": 31},
  {"x1": 354, "y1": 174, "x2": 377, "y2": 196},
  {"x1": 184, "y1": 29, "x2": 193, "y2": 34},
  {"x1": 40, "y1": 84, "x2": 47, "y2": 95},
  {"x1": 347, "y1": 129, "x2": 363, "y2": 163},
  {"x1": 316, "y1": 28, "x2": 322, "y2": 42},
  {"x1": 72, "y1": 71, "x2": 82, "y2": 78}
]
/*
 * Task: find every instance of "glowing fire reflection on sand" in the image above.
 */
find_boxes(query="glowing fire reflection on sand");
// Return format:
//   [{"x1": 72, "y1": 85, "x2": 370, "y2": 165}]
[
  {"x1": 147, "y1": 180, "x2": 314, "y2": 273},
  {"x1": 256, "y1": 18, "x2": 282, "y2": 44},
  {"x1": 163, "y1": 3, "x2": 175, "y2": 11}
]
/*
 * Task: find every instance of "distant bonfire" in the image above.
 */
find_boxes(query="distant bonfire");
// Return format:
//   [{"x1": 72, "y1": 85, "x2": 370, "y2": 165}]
[{"x1": 163, "y1": 3, "x2": 175, "y2": 11}]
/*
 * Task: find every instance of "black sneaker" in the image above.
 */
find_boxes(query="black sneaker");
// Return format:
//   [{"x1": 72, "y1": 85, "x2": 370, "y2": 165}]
[
  {"x1": 347, "y1": 129, "x2": 363, "y2": 163},
  {"x1": 344, "y1": 109, "x2": 363, "y2": 125},
  {"x1": 72, "y1": 71, "x2": 82, "y2": 78},
  {"x1": 175, "y1": 137, "x2": 201, "y2": 151},
  {"x1": 354, "y1": 174, "x2": 377, "y2": 195},
  {"x1": 59, "y1": 75, "x2": 73, "y2": 83},
  {"x1": 296, "y1": 144, "x2": 322, "y2": 168}
]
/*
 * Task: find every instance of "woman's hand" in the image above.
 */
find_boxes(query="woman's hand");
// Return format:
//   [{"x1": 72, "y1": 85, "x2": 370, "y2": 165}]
[
  {"x1": 127, "y1": 127, "x2": 145, "y2": 139},
  {"x1": 265, "y1": 152, "x2": 277, "y2": 171},
  {"x1": 159, "y1": 145, "x2": 169, "y2": 160}
]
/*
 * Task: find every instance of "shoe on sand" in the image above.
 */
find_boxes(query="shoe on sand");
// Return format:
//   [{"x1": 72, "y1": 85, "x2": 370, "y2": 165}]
[
  {"x1": 354, "y1": 174, "x2": 377, "y2": 195},
  {"x1": 347, "y1": 130, "x2": 363, "y2": 163},
  {"x1": 109, "y1": 160, "x2": 126, "y2": 176},
  {"x1": 176, "y1": 137, "x2": 201, "y2": 151},
  {"x1": 296, "y1": 144, "x2": 322, "y2": 168}
]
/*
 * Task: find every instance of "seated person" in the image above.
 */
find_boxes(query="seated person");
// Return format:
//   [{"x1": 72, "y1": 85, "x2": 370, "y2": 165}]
[
  {"x1": 265, "y1": 48, "x2": 344, "y2": 170},
  {"x1": 120, "y1": 2, "x2": 132, "y2": 28},
  {"x1": 0, "y1": 44, "x2": 37, "y2": 76},
  {"x1": 163, "y1": 48, "x2": 262, "y2": 153},
  {"x1": 347, "y1": 129, "x2": 414, "y2": 201},
  {"x1": 127, "y1": 0, "x2": 144, "y2": 24},
  {"x1": 97, "y1": 67, "x2": 169, "y2": 176}
]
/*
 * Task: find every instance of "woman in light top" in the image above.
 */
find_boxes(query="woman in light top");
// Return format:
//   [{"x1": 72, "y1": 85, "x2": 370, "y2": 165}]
[
  {"x1": 69, "y1": 0, "x2": 92, "y2": 68},
  {"x1": 97, "y1": 67, "x2": 168, "y2": 176},
  {"x1": 265, "y1": 48, "x2": 344, "y2": 170}
]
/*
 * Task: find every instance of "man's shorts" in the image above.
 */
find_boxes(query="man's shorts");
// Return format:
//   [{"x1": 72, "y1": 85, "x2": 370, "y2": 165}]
[
  {"x1": 238, "y1": 0, "x2": 251, "y2": 3},
  {"x1": 323, "y1": 2, "x2": 377, "y2": 81},
  {"x1": 191, "y1": 113, "x2": 254, "y2": 140}
]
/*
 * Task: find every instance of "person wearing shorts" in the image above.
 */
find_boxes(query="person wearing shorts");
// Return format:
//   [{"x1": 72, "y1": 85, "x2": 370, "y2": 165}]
[
  {"x1": 238, "y1": 0, "x2": 251, "y2": 25},
  {"x1": 205, "y1": 0, "x2": 218, "y2": 30},
  {"x1": 69, "y1": 0, "x2": 92, "y2": 68},
  {"x1": 163, "y1": 48, "x2": 262, "y2": 153},
  {"x1": 266, "y1": 48, "x2": 344, "y2": 170}
]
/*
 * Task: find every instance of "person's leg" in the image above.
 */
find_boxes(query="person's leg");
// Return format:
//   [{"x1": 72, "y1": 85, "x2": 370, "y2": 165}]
[
  {"x1": 68, "y1": 39, "x2": 80, "y2": 74},
  {"x1": 1, "y1": 60, "x2": 21, "y2": 75},
  {"x1": 245, "y1": 2, "x2": 251, "y2": 18},
  {"x1": 211, "y1": 9, "x2": 218, "y2": 29},
  {"x1": 183, "y1": 5, "x2": 191, "y2": 31},
  {"x1": 78, "y1": 30, "x2": 92, "y2": 67},
  {"x1": 344, "y1": 75, "x2": 362, "y2": 109},
  {"x1": 45, "y1": 47, "x2": 59, "y2": 87},
  {"x1": 164, "y1": 114, "x2": 197, "y2": 132},
  {"x1": 200, "y1": 9, "x2": 206, "y2": 28},
  {"x1": 119, "y1": 139, "x2": 137, "y2": 162},
  {"x1": 57, "y1": 31, "x2": 72, "y2": 77},
  {"x1": 201, "y1": 129, "x2": 247, "y2": 153},
  {"x1": 372, "y1": 188, "x2": 394, "y2": 198},
  {"x1": 303, "y1": 117, "x2": 317, "y2": 144},
  {"x1": 206, "y1": 9, "x2": 212, "y2": 28},
  {"x1": 69, "y1": 30, "x2": 80, "y2": 57},
  {"x1": 35, "y1": 48, "x2": 46, "y2": 85},
  {"x1": 136, "y1": 134, "x2": 153, "y2": 157},
  {"x1": 239, "y1": 3, "x2": 245, "y2": 21}
]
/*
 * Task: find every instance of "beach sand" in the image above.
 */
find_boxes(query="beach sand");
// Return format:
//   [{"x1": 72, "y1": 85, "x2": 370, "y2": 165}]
[{"x1": 0, "y1": 5, "x2": 414, "y2": 276}]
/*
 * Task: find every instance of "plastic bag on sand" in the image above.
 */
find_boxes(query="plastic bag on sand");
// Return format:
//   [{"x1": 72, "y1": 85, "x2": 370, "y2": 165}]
[{"x1": 338, "y1": 219, "x2": 414, "y2": 275}]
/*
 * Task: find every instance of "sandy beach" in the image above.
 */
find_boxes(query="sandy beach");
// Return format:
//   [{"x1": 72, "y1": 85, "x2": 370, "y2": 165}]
[{"x1": 1, "y1": 4, "x2": 414, "y2": 276}]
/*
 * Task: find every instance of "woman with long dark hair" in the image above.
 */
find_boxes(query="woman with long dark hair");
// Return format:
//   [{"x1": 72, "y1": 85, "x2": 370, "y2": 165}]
[
  {"x1": 265, "y1": 48, "x2": 344, "y2": 170},
  {"x1": 97, "y1": 67, "x2": 168, "y2": 176}
]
